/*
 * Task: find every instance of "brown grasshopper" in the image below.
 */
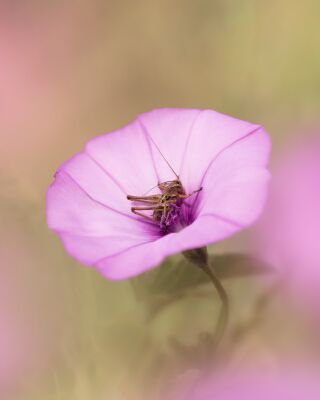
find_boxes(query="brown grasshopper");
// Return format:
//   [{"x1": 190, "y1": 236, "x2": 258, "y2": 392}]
[{"x1": 127, "y1": 136, "x2": 202, "y2": 232}]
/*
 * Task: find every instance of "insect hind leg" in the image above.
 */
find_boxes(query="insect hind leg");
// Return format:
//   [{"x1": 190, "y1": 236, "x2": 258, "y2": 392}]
[{"x1": 131, "y1": 205, "x2": 163, "y2": 223}]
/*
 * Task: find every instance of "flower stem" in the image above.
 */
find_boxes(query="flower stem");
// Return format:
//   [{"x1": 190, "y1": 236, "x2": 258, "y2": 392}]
[
  {"x1": 198, "y1": 261, "x2": 229, "y2": 346},
  {"x1": 183, "y1": 247, "x2": 229, "y2": 346}
]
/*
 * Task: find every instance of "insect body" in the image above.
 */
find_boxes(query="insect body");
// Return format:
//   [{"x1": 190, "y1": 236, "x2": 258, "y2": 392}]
[
  {"x1": 127, "y1": 179, "x2": 202, "y2": 233},
  {"x1": 127, "y1": 134, "x2": 202, "y2": 232}
]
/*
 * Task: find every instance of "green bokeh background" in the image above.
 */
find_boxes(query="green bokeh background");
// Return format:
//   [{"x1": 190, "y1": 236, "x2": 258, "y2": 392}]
[{"x1": 1, "y1": 1, "x2": 320, "y2": 399}]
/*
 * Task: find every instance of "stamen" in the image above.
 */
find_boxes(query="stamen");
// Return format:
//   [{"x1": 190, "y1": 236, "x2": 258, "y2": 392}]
[{"x1": 159, "y1": 203, "x2": 182, "y2": 233}]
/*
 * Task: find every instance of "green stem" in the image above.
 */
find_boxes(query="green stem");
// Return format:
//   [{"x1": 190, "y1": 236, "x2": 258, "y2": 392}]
[
  {"x1": 183, "y1": 247, "x2": 229, "y2": 346},
  {"x1": 198, "y1": 261, "x2": 229, "y2": 346}
]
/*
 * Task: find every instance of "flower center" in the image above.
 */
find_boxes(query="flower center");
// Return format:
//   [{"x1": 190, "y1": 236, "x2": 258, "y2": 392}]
[
  {"x1": 127, "y1": 180, "x2": 202, "y2": 234},
  {"x1": 155, "y1": 197, "x2": 185, "y2": 234}
]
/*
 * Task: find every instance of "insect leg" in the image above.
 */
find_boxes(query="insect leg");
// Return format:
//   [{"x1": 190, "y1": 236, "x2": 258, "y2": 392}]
[
  {"x1": 127, "y1": 195, "x2": 161, "y2": 204},
  {"x1": 131, "y1": 205, "x2": 164, "y2": 222},
  {"x1": 129, "y1": 199, "x2": 161, "y2": 205},
  {"x1": 132, "y1": 206, "x2": 163, "y2": 211},
  {"x1": 131, "y1": 210, "x2": 157, "y2": 222},
  {"x1": 179, "y1": 187, "x2": 203, "y2": 200}
]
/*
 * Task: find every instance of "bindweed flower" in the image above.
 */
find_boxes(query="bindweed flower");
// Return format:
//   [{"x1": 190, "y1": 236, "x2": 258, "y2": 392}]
[{"x1": 46, "y1": 109, "x2": 271, "y2": 280}]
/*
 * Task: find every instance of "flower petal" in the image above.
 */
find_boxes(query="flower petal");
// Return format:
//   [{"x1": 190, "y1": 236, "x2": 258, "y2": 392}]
[
  {"x1": 138, "y1": 108, "x2": 201, "y2": 183},
  {"x1": 96, "y1": 239, "x2": 167, "y2": 279},
  {"x1": 58, "y1": 152, "x2": 131, "y2": 215},
  {"x1": 179, "y1": 110, "x2": 266, "y2": 193},
  {"x1": 85, "y1": 118, "x2": 159, "y2": 195},
  {"x1": 58, "y1": 233, "x2": 153, "y2": 266},
  {"x1": 96, "y1": 215, "x2": 241, "y2": 280},
  {"x1": 138, "y1": 109, "x2": 267, "y2": 195},
  {"x1": 194, "y1": 127, "x2": 271, "y2": 226},
  {"x1": 46, "y1": 170, "x2": 159, "y2": 265}
]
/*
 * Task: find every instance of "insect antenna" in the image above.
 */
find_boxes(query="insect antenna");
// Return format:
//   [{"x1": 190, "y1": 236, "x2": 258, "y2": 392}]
[
  {"x1": 142, "y1": 183, "x2": 161, "y2": 196},
  {"x1": 147, "y1": 133, "x2": 180, "y2": 180}
]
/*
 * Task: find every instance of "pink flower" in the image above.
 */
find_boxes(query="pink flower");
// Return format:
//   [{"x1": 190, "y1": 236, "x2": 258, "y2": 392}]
[{"x1": 46, "y1": 109, "x2": 270, "y2": 280}]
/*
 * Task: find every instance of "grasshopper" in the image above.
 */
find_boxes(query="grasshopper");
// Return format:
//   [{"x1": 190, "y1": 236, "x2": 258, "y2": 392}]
[{"x1": 127, "y1": 135, "x2": 202, "y2": 232}]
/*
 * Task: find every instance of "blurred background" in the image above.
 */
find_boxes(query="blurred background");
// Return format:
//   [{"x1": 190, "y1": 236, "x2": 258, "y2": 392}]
[{"x1": 1, "y1": 1, "x2": 320, "y2": 399}]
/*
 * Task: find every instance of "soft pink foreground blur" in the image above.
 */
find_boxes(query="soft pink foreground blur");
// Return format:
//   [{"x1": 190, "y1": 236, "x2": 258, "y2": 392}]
[
  {"x1": 174, "y1": 365, "x2": 320, "y2": 400},
  {"x1": 257, "y1": 134, "x2": 320, "y2": 314}
]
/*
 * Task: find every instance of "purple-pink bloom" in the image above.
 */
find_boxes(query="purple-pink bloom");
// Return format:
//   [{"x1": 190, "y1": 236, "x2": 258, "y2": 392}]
[{"x1": 46, "y1": 109, "x2": 271, "y2": 280}]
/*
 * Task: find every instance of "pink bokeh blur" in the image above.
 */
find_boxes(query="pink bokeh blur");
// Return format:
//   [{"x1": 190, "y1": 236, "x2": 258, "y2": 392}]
[
  {"x1": 0, "y1": 234, "x2": 66, "y2": 397},
  {"x1": 257, "y1": 133, "x2": 320, "y2": 316},
  {"x1": 173, "y1": 363, "x2": 320, "y2": 400}
]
